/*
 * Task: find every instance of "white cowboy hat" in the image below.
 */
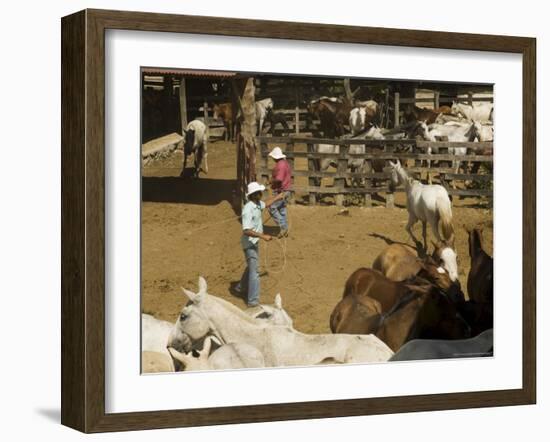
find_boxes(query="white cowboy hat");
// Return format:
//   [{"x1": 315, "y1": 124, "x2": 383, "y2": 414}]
[
  {"x1": 268, "y1": 146, "x2": 286, "y2": 160},
  {"x1": 246, "y1": 181, "x2": 266, "y2": 197}
]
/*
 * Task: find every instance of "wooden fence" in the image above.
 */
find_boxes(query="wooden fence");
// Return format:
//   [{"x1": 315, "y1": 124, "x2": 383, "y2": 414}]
[{"x1": 257, "y1": 136, "x2": 493, "y2": 207}]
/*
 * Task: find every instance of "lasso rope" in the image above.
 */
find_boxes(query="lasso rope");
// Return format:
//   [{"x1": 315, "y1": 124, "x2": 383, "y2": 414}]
[{"x1": 181, "y1": 201, "x2": 290, "y2": 274}]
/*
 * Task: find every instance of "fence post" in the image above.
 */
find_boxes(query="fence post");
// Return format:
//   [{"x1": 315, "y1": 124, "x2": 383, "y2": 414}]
[
  {"x1": 203, "y1": 100, "x2": 208, "y2": 124},
  {"x1": 394, "y1": 92, "x2": 400, "y2": 128},
  {"x1": 434, "y1": 91, "x2": 440, "y2": 110},
  {"x1": 385, "y1": 144, "x2": 395, "y2": 209},
  {"x1": 286, "y1": 142, "x2": 295, "y2": 204},
  {"x1": 307, "y1": 143, "x2": 317, "y2": 206},
  {"x1": 468, "y1": 91, "x2": 474, "y2": 106},
  {"x1": 335, "y1": 143, "x2": 349, "y2": 206}
]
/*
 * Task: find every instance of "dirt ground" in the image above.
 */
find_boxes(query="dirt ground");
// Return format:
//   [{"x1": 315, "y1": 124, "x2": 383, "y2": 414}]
[{"x1": 142, "y1": 140, "x2": 493, "y2": 334}]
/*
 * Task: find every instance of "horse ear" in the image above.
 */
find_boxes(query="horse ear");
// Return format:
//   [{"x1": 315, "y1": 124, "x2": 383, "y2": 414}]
[
  {"x1": 201, "y1": 336, "x2": 212, "y2": 356},
  {"x1": 274, "y1": 293, "x2": 282, "y2": 309},
  {"x1": 181, "y1": 287, "x2": 197, "y2": 302},
  {"x1": 388, "y1": 160, "x2": 396, "y2": 168},
  {"x1": 447, "y1": 233, "x2": 456, "y2": 249},
  {"x1": 167, "y1": 347, "x2": 191, "y2": 366},
  {"x1": 198, "y1": 276, "x2": 208, "y2": 294}
]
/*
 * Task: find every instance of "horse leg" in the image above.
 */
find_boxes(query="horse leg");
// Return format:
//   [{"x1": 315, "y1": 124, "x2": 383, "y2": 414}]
[
  {"x1": 406, "y1": 213, "x2": 420, "y2": 247},
  {"x1": 202, "y1": 142, "x2": 209, "y2": 174},
  {"x1": 422, "y1": 221, "x2": 428, "y2": 252},
  {"x1": 181, "y1": 153, "x2": 188, "y2": 177},
  {"x1": 428, "y1": 212, "x2": 442, "y2": 245}
]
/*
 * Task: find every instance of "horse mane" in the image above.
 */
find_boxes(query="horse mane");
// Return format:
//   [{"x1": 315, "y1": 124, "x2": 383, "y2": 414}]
[{"x1": 206, "y1": 295, "x2": 266, "y2": 326}]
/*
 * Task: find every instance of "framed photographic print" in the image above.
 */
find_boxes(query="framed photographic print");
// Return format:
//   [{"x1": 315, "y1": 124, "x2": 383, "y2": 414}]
[{"x1": 61, "y1": 9, "x2": 536, "y2": 433}]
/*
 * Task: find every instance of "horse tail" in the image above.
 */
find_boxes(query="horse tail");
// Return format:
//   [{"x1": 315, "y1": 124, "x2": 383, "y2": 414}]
[
  {"x1": 438, "y1": 194, "x2": 455, "y2": 244},
  {"x1": 468, "y1": 228, "x2": 483, "y2": 259}
]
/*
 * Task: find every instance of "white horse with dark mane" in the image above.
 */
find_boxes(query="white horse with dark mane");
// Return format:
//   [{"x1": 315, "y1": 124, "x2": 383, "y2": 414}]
[
  {"x1": 255, "y1": 98, "x2": 274, "y2": 135},
  {"x1": 167, "y1": 277, "x2": 393, "y2": 367},
  {"x1": 388, "y1": 160, "x2": 456, "y2": 251}
]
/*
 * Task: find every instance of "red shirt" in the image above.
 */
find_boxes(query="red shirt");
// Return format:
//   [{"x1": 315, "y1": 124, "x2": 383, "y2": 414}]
[{"x1": 271, "y1": 159, "x2": 291, "y2": 192}]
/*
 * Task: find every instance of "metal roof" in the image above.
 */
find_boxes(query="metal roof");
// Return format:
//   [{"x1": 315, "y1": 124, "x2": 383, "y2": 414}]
[{"x1": 142, "y1": 67, "x2": 238, "y2": 78}]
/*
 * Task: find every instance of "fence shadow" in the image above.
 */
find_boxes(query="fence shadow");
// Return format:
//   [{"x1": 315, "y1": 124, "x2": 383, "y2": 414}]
[{"x1": 142, "y1": 175, "x2": 237, "y2": 210}]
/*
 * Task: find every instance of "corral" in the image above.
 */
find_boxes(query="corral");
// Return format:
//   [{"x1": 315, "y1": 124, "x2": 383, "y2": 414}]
[
  {"x1": 141, "y1": 70, "x2": 494, "y2": 349},
  {"x1": 141, "y1": 140, "x2": 493, "y2": 334}
]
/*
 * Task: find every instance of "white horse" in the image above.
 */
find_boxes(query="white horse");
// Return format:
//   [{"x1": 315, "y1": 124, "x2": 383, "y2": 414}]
[
  {"x1": 168, "y1": 336, "x2": 265, "y2": 371},
  {"x1": 417, "y1": 121, "x2": 478, "y2": 177},
  {"x1": 255, "y1": 98, "x2": 274, "y2": 135},
  {"x1": 388, "y1": 160, "x2": 455, "y2": 251},
  {"x1": 451, "y1": 102, "x2": 493, "y2": 122},
  {"x1": 167, "y1": 277, "x2": 393, "y2": 367},
  {"x1": 316, "y1": 125, "x2": 385, "y2": 187},
  {"x1": 141, "y1": 294, "x2": 293, "y2": 356},
  {"x1": 390, "y1": 329, "x2": 493, "y2": 361},
  {"x1": 349, "y1": 101, "x2": 378, "y2": 135},
  {"x1": 182, "y1": 119, "x2": 209, "y2": 177}
]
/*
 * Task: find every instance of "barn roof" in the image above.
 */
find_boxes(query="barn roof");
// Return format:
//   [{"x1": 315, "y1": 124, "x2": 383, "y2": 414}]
[{"x1": 142, "y1": 67, "x2": 238, "y2": 78}]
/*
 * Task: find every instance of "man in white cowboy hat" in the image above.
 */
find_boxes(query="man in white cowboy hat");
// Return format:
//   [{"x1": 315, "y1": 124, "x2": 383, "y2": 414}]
[
  {"x1": 234, "y1": 181, "x2": 284, "y2": 307},
  {"x1": 268, "y1": 146, "x2": 292, "y2": 238}
]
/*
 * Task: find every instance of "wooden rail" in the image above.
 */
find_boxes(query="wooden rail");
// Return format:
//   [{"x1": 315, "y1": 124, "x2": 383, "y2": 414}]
[{"x1": 257, "y1": 136, "x2": 493, "y2": 207}]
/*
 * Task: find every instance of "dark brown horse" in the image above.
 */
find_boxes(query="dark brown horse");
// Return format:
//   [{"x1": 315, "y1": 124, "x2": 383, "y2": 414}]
[
  {"x1": 456, "y1": 228, "x2": 493, "y2": 335},
  {"x1": 330, "y1": 268, "x2": 470, "y2": 352},
  {"x1": 265, "y1": 108, "x2": 290, "y2": 135},
  {"x1": 307, "y1": 97, "x2": 352, "y2": 138}
]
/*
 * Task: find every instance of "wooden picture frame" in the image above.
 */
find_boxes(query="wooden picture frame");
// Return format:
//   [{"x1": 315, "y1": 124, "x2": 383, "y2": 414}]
[{"x1": 61, "y1": 9, "x2": 536, "y2": 433}]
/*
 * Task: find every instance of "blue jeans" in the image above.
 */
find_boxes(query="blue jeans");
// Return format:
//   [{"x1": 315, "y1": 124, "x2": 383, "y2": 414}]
[
  {"x1": 269, "y1": 192, "x2": 289, "y2": 230},
  {"x1": 237, "y1": 244, "x2": 260, "y2": 306}
]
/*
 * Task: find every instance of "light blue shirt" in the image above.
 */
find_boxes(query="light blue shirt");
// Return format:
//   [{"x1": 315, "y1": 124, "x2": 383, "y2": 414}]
[{"x1": 241, "y1": 200, "x2": 265, "y2": 248}]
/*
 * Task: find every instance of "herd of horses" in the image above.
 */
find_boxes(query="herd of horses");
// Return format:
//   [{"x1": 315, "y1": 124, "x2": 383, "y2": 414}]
[
  {"x1": 150, "y1": 88, "x2": 494, "y2": 373},
  {"x1": 142, "y1": 161, "x2": 494, "y2": 371},
  {"x1": 141, "y1": 217, "x2": 493, "y2": 373}
]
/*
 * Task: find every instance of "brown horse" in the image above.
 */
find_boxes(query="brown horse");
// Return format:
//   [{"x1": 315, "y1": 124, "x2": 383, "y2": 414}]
[
  {"x1": 307, "y1": 97, "x2": 352, "y2": 138},
  {"x1": 372, "y1": 243, "x2": 464, "y2": 304},
  {"x1": 456, "y1": 228, "x2": 493, "y2": 335},
  {"x1": 330, "y1": 268, "x2": 471, "y2": 351},
  {"x1": 212, "y1": 102, "x2": 234, "y2": 141},
  {"x1": 403, "y1": 104, "x2": 453, "y2": 125}
]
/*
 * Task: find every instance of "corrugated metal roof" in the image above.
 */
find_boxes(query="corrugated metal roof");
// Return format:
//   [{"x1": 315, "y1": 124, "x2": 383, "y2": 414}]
[{"x1": 142, "y1": 67, "x2": 238, "y2": 78}]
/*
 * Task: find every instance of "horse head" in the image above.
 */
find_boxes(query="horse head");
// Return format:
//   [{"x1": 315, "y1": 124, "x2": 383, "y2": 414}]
[
  {"x1": 167, "y1": 276, "x2": 213, "y2": 353},
  {"x1": 417, "y1": 257, "x2": 465, "y2": 304},
  {"x1": 250, "y1": 294, "x2": 294, "y2": 328},
  {"x1": 416, "y1": 284, "x2": 471, "y2": 340},
  {"x1": 431, "y1": 240, "x2": 458, "y2": 283}
]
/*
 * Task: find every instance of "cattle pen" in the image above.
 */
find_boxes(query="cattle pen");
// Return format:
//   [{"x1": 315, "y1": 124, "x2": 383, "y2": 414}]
[{"x1": 257, "y1": 136, "x2": 493, "y2": 207}]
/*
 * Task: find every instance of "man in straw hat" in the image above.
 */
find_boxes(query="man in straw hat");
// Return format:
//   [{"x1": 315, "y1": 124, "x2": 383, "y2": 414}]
[
  {"x1": 234, "y1": 181, "x2": 284, "y2": 307},
  {"x1": 268, "y1": 146, "x2": 292, "y2": 238}
]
